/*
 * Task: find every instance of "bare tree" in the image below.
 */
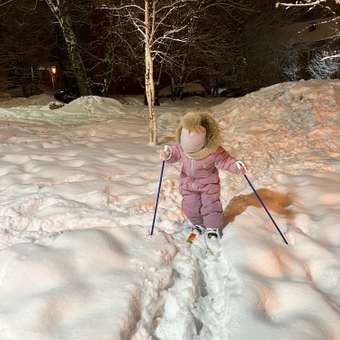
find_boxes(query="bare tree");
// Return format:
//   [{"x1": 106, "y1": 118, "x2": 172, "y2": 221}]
[
  {"x1": 161, "y1": 1, "x2": 253, "y2": 93},
  {"x1": 44, "y1": 0, "x2": 90, "y2": 96},
  {"x1": 98, "y1": 0, "x2": 194, "y2": 145},
  {"x1": 308, "y1": 47, "x2": 340, "y2": 78},
  {"x1": 144, "y1": 0, "x2": 157, "y2": 144},
  {"x1": 99, "y1": 0, "x2": 252, "y2": 144},
  {"x1": 0, "y1": 0, "x2": 56, "y2": 96},
  {"x1": 84, "y1": 11, "x2": 142, "y2": 96},
  {"x1": 281, "y1": 46, "x2": 302, "y2": 81},
  {"x1": 276, "y1": 1, "x2": 340, "y2": 63},
  {"x1": 276, "y1": 0, "x2": 340, "y2": 9}
]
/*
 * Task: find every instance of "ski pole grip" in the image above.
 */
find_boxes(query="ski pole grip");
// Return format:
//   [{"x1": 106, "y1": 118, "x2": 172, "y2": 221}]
[{"x1": 236, "y1": 160, "x2": 247, "y2": 173}]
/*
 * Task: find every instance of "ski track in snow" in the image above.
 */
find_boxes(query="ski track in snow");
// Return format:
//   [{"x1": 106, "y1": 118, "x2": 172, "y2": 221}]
[
  {"x1": 154, "y1": 231, "x2": 242, "y2": 340},
  {"x1": 126, "y1": 225, "x2": 233, "y2": 340}
]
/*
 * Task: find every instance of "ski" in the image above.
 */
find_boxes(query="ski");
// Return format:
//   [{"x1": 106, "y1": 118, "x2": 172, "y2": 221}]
[
  {"x1": 204, "y1": 234, "x2": 221, "y2": 256},
  {"x1": 186, "y1": 225, "x2": 221, "y2": 256}
]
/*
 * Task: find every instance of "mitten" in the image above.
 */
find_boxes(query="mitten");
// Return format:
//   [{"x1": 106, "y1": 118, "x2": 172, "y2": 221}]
[
  {"x1": 229, "y1": 160, "x2": 247, "y2": 175},
  {"x1": 160, "y1": 145, "x2": 172, "y2": 161}
]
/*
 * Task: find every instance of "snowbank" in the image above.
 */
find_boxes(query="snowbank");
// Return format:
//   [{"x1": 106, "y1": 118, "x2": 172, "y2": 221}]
[
  {"x1": 0, "y1": 94, "x2": 54, "y2": 108},
  {"x1": 213, "y1": 80, "x2": 340, "y2": 132},
  {"x1": 208, "y1": 80, "x2": 340, "y2": 340},
  {"x1": 58, "y1": 96, "x2": 123, "y2": 115},
  {"x1": 211, "y1": 80, "x2": 340, "y2": 198},
  {"x1": 0, "y1": 95, "x2": 128, "y2": 125}
]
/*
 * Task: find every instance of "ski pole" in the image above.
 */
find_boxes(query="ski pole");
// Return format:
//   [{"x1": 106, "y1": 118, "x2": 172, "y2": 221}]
[
  {"x1": 243, "y1": 174, "x2": 289, "y2": 245},
  {"x1": 150, "y1": 160, "x2": 165, "y2": 236}
]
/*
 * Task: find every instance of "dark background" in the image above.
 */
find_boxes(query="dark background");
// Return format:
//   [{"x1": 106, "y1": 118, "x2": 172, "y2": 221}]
[{"x1": 0, "y1": 0, "x2": 339, "y2": 99}]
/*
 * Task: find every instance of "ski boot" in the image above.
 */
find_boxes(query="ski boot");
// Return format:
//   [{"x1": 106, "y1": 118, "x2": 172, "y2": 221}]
[
  {"x1": 186, "y1": 225, "x2": 205, "y2": 244},
  {"x1": 206, "y1": 227, "x2": 222, "y2": 240},
  {"x1": 205, "y1": 227, "x2": 222, "y2": 255}
]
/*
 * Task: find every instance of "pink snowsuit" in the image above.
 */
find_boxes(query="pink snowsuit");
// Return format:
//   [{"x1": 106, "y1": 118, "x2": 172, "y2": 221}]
[{"x1": 166, "y1": 144, "x2": 239, "y2": 229}]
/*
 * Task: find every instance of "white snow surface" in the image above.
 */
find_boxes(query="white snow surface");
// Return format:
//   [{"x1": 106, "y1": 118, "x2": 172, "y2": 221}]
[{"x1": 0, "y1": 80, "x2": 339, "y2": 340}]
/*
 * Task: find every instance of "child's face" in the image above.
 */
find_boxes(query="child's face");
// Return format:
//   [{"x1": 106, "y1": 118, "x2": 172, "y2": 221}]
[{"x1": 180, "y1": 127, "x2": 206, "y2": 153}]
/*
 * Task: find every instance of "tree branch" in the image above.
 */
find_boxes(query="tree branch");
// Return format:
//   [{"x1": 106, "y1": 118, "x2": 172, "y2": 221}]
[{"x1": 276, "y1": 0, "x2": 327, "y2": 8}]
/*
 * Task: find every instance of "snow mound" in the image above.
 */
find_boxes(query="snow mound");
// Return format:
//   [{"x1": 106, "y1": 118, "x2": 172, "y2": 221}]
[
  {"x1": 0, "y1": 95, "x2": 128, "y2": 125},
  {"x1": 0, "y1": 94, "x2": 54, "y2": 108},
  {"x1": 211, "y1": 80, "x2": 340, "y2": 180},
  {"x1": 213, "y1": 80, "x2": 340, "y2": 133},
  {"x1": 59, "y1": 96, "x2": 123, "y2": 116}
]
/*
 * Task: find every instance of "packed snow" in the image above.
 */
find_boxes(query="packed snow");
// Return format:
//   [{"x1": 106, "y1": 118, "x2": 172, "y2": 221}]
[{"x1": 0, "y1": 79, "x2": 339, "y2": 340}]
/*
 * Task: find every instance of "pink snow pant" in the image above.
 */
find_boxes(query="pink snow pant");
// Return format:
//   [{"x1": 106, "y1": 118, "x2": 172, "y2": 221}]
[{"x1": 181, "y1": 186, "x2": 224, "y2": 229}]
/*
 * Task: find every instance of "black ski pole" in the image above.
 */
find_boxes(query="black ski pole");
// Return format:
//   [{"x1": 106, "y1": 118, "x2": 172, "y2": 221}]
[
  {"x1": 150, "y1": 160, "x2": 165, "y2": 236},
  {"x1": 243, "y1": 174, "x2": 289, "y2": 245}
]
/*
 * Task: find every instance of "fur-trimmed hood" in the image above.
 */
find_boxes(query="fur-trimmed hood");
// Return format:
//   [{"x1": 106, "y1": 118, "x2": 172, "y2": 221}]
[{"x1": 175, "y1": 111, "x2": 221, "y2": 159}]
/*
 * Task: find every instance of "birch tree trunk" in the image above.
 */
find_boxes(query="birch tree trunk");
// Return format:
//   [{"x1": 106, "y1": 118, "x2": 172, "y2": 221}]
[
  {"x1": 44, "y1": 0, "x2": 90, "y2": 96},
  {"x1": 144, "y1": 0, "x2": 157, "y2": 145}
]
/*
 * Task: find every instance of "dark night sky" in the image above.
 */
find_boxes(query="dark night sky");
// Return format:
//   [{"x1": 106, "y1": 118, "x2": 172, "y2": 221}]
[{"x1": 0, "y1": 0, "x2": 339, "y2": 97}]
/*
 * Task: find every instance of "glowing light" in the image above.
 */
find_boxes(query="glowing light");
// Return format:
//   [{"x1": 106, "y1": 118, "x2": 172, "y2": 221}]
[{"x1": 51, "y1": 66, "x2": 57, "y2": 75}]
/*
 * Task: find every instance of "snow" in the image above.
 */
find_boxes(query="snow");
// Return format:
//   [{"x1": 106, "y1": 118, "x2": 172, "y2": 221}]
[
  {"x1": 0, "y1": 79, "x2": 339, "y2": 339},
  {"x1": 0, "y1": 95, "x2": 125, "y2": 126},
  {"x1": 0, "y1": 228, "x2": 176, "y2": 340},
  {"x1": 0, "y1": 94, "x2": 54, "y2": 107},
  {"x1": 59, "y1": 96, "x2": 124, "y2": 115}
]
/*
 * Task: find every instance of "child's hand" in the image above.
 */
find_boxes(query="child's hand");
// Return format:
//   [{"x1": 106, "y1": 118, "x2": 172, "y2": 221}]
[
  {"x1": 234, "y1": 160, "x2": 247, "y2": 175},
  {"x1": 160, "y1": 145, "x2": 171, "y2": 161}
]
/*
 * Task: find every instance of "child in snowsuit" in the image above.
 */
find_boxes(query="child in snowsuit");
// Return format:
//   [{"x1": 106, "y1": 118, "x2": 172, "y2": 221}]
[{"x1": 160, "y1": 111, "x2": 246, "y2": 239}]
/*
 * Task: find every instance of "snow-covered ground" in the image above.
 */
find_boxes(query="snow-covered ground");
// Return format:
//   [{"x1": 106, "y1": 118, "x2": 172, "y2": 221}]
[{"x1": 0, "y1": 80, "x2": 339, "y2": 340}]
